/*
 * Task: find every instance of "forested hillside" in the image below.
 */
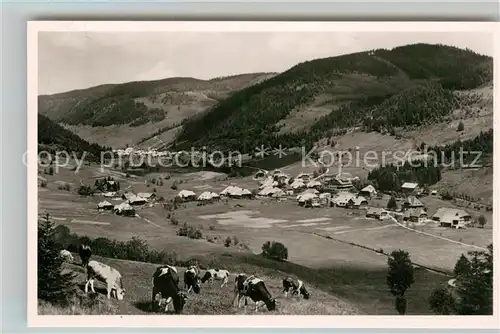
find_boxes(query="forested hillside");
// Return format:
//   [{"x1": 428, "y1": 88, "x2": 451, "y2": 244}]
[
  {"x1": 175, "y1": 43, "x2": 492, "y2": 153},
  {"x1": 38, "y1": 114, "x2": 110, "y2": 161},
  {"x1": 38, "y1": 73, "x2": 277, "y2": 127}
]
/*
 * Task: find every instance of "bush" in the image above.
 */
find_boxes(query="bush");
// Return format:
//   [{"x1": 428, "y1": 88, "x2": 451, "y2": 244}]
[
  {"x1": 457, "y1": 121, "x2": 465, "y2": 132},
  {"x1": 171, "y1": 217, "x2": 179, "y2": 226},
  {"x1": 53, "y1": 223, "x2": 182, "y2": 266},
  {"x1": 428, "y1": 287, "x2": 455, "y2": 315},
  {"x1": 78, "y1": 185, "x2": 94, "y2": 196},
  {"x1": 261, "y1": 241, "x2": 288, "y2": 261},
  {"x1": 171, "y1": 183, "x2": 178, "y2": 190},
  {"x1": 40, "y1": 180, "x2": 48, "y2": 188},
  {"x1": 177, "y1": 223, "x2": 203, "y2": 239},
  {"x1": 232, "y1": 236, "x2": 240, "y2": 245},
  {"x1": 224, "y1": 237, "x2": 232, "y2": 247}
]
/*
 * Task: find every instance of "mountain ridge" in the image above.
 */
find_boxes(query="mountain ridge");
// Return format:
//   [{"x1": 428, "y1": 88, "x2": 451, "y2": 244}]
[{"x1": 38, "y1": 43, "x2": 492, "y2": 151}]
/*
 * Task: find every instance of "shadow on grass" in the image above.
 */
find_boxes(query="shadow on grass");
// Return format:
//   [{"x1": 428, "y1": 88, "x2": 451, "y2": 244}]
[
  {"x1": 77, "y1": 283, "x2": 108, "y2": 297},
  {"x1": 133, "y1": 300, "x2": 177, "y2": 314}
]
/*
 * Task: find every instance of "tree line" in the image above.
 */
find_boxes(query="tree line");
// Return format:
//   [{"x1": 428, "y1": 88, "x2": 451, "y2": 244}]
[{"x1": 38, "y1": 114, "x2": 111, "y2": 162}]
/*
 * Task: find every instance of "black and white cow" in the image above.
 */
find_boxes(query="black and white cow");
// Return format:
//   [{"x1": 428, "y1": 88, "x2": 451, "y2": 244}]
[
  {"x1": 201, "y1": 269, "x2": 230, "y2": 287},
  {"x1": 151, "y1": 265, "x2": 188, "y2": 314},
  {"x1": 79, "y1": 244, "x2": 92, "y2": 267},
  {"x1": 233, "y1": 273, "x2": 277, "y2": 312},
  {"x1": 282, "y1": 277, "x2": 310, "y2": 299},
  {"x1": 183, "y1": 265, "x2": 201, "y2": 294}
]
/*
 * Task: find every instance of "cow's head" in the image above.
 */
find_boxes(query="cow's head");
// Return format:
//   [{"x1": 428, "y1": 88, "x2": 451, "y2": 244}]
[
  {"x1": 265, "y1": 297, "x2": 277, "y2": 311},
  {"x1": 301, "y1": 288, "x2": 310, "y2": 300},
  {"x1": 193, "y1": 278, "x2": 201, "y2": 294},
  {"x1": 173, "y1": 291, "x2": 188, "y2": 314},
  {"x1": 114, "y1": 287, "x2": 126, "y2": 300},
  {"x1": 200, "y1": 272, "x2": 211, "y2": 283}
]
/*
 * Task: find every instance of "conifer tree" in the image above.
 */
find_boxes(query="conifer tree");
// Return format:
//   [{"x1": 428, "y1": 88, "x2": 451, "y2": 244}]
[{"x1": 38, "y1": 214, "x2": 76, "y2": 305}]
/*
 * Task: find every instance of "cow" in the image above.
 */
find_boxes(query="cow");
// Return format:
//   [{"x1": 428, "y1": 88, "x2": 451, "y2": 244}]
[
  {"x1": 201, "y1": 269, "x2": 230, "y2": 287},
  {"x1": 183, "y1": 266, "x2": 201, "y2": 294},
  {"x1": 233, "y1": 273, "x2": 277, "y2": 312},
  {"x1": 59, "y1": 249, "x2": 74, "y2": 263},
  {"x1": 151, "y1": 265, "x2": 188, "y2": 314},
  {"x1": 84, "y1": 260, "x2": 126, "y2": 300},
  {"x1": 282, "y1": 277, "x2": 310, "y2": 299},
  {"x1": 79, "y1": 244, "x2": 92, "y2": 267}
]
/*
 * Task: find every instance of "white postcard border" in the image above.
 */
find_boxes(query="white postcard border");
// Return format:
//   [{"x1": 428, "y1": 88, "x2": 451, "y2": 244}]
[{"x1": 27, "y1": 20, "x2": 500, "y2": 329}]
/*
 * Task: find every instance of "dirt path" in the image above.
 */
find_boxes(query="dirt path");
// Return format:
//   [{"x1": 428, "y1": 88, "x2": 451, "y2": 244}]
[
  {"x1": 388, "y1": 216, "x2": 488, "y2": 251},
  {"x1": 135, "y1": 214, "x2": 164, "y2": 229}
]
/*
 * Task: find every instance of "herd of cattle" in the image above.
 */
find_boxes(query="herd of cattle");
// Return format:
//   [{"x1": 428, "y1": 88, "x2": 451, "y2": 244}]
[{"x1": 58, "y1": 245, "x2": 310, "y2": 314}]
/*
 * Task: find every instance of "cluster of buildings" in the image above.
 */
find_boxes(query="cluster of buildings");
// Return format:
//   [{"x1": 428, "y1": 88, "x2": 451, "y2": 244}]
[{"x1": 97, "y1": 191, "x2": 156, "y2": 216}]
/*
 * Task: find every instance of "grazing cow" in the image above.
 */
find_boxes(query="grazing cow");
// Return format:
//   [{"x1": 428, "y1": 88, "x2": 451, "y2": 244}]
[
  {"x1": 282, "y1": 277, "x2": 310, "y2": 299},
  {"x1": 85, "y1": 260, "x2": 126, "y2": 300},
  {"x1": 201, "y1": 269, "x2": 230, "y2": 287},
  {"x1": 183, "y1": 266, "x2": 201, "y2": 294},
  {"x1": 79, "y1": 244, "x2": 92, "y2": 267},
  {"x1": 59, "y1": 249, "x2": 74, "y2": 263},
  {"x1": 155, "y1": 264, "x2": 178, "y2": 277},
  {"x1": 151, "y1": 265, "x2": 188, "y2": 314},
  {"x1": 233, "y1": 273, "x2": 277, "y2": 312}
]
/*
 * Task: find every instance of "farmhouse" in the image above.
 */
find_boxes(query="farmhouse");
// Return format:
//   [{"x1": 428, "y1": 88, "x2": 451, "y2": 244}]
[
  {"x1": 295, "y1": 172, "x2": 312, "y2": 182},
  {"x1": 401, "y1": 182, "x2": 420, "y2": 196},
  {"x1": 359, "y1": 185, "x2": 377, "y2": 198},
  {"x1": 241, "y1": 188, "x2": 253, "y2": 198},
  {"x1": 271, "y1": 189, "x2": 286, "y2": 198},
  {"x1": 290, "y1": 179, "x2": 306, "y2": 190},
  {"x1": 297, "y1": 192, "x2": 318, "y2": 206},
  {"x1": 324, "y1": 173, "x2": 356, "y2": 191},
  {"x1": 128, "y1": 195, "x2": 147, "y2": 206},
  {"x1": 432, "y1": 207, "x2": 472, "y2": 229},
  {"x1": 177, "y1": 190, "x2": 197, "y2": 201},
  {"x1": 259, "y1": 176, "x2": 278, "y2": 190},
  {"x1": 274, "y1": 173, "x2": 290, "y2": 185},
  {"x1": 307, "y1": 180, "x2": 322, "y2": 189},
  {"x1": 197, "y1": 191, "x2": 217, "y2": 202},
  {"x1": 366, "y1": 207, "x2": 390, "y2": 220},
  {"x1": 221, "y1": 185, "x2": 244, "y2": 197},
  {"x1": 103, "y1": 191, "x2": 117, "y2": 198},
  {"x1": 332, "y1": 192, "x2": 356, "y2": 207},
  {"x1": 402, "y1": 196, "x2": 424, "y2": 209},
  {"x1": 349, "y1": 196, "x2": 369, "y2": 209},
  {"x1": 403, "y1": 208, "x2": 428, "y2": 224},
  {"x1": 122, "y1": 192, "x2": 136, "y2": 201},
  {"x1": 113, "y1": 202, "x2": 136, "y2": 216},
  {"x1": 97, "y1": 200, "x2": 114, "y2": 211},
  {"x1": 258, "y1": 186, "x2": 282, "y2": 197},
  {"x1": 137, "y1": 192, "x2": 155, "y2": 200}
]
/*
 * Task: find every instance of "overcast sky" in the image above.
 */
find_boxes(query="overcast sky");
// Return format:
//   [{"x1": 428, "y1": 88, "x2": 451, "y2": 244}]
[{"x1": 38, "y1": 31, "x2": 494, "y2": 95}]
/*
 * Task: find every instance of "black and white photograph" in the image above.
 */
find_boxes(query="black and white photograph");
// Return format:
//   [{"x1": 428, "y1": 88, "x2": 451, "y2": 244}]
[{"x1": 28, "y1": 21, "x2": 497, "y2": 327}]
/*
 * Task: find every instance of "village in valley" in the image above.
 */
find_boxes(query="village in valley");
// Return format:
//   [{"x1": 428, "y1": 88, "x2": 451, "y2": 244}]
[{"x1": 36, "y1": 31, "x2": 494, "y2": 317}]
